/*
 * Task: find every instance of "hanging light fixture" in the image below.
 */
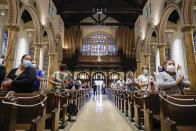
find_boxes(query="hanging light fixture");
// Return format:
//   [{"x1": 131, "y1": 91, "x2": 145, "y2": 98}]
[{"x1": 1, "y1": 10, "x2": 6, "y2": 16}]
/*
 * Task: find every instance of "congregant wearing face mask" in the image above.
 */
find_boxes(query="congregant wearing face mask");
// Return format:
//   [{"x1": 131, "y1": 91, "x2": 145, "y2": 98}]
[
  {"x1": 156, "y1": 60, "x2": 190, "y2": 95},
  {"x1": 138, "y1": 66, "x2": 154, "y2": 92},
  {"x1": 32, "y1": 62, "x2": 43, "y2": 91},
  {"x1": 1, "y1": 54, "x2": 36, "y2": 93}
]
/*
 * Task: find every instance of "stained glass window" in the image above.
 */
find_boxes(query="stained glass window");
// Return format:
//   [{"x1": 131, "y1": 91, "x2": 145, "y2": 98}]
[
  {"x1": 48, "y1": 0, "x2": 54, "y2": 19},
  {"x1": 1, "y1": 32, "x2": 8, "y2": 56},
  {"x1": 148, "y1": 1, "x2": 151, "y2": 16},
  {"x1": 194, "y1": 33, "x2": 196, "y2": 53},
  {"x1": 145, "y1": 7, "x2": 148, "y2": 19},
  {"x1": 81, "y1": 34, "x2": 117, "y2": 56}
]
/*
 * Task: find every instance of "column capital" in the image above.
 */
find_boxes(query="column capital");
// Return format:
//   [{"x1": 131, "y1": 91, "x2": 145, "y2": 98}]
[
  {"x1": 33, "y1": 43, "x2": 42, "y2": 48},
  {"x1": 48, "y1": 53, "x2": 55, "y2": 58},
  {"x1": 181, "y1": 25, "x2": 194, "y2": 32},
  {"x1": 157, "y1": 43, "x2": 166, "y2": 48},
  {"x1": 136, "y1": 60, "x2": 141, "y2": 63},
  {"x1": 7, "y1": 25, "x2": 19, "y2": 31},
  {"x1": 144, "y1": 54, "x2": 151, "y2": 57}
]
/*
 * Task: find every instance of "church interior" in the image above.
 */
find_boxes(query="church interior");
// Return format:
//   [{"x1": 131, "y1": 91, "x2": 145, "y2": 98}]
[{"x1": 0, "y1": 0, "x2": 196, "y2": 131}]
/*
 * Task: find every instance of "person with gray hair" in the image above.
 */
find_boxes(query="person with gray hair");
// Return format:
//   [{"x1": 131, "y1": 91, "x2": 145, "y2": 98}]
[{"x1": 156, "y1": 60, "x2": 190, "y2": 95}]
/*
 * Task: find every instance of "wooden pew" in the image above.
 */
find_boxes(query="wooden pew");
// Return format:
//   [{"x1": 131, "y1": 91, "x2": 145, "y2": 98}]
[
  {"x1": 160, "y1": 94, "x2": 196, "y2": 131},
  {"x1": 45, "y1": 90, "x2": 60, "y2": 131},
  {"x1": 134, "y1": 92, "x2": 145, "y2": 129},
  {"x1": 128, "y1": 91, "x2": 134, "y2": 122},
  {"x1": 0, "y1": 91, "x2": 16, "y2": 131},
  {"x1": 143, "y1": 92, "x2": 160, "y2": 131},
  {"x1": 59, "y1": 89, "x2": 69, "y2": 128},
  {"x1": 14, "y1": 92, "x2": 47, "y2": 131},
  {"x1": 120, "y1": 90, "x2": 125, "y2": 113},
  {"x1": 123, "y1": 91, "x2": 129, "y2": 116}
]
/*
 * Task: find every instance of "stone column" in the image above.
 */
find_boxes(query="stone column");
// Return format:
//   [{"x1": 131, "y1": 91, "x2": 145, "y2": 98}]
[
  {"x1": 33, "y1": 43, "x2": 41, "y2": 66},
  {"x1": 158, "y1": 43, "x2": 166, "y2": 65},
  {"x1": 144, "y1": 54, "x2": 151, "y2": 74},
  {"x1": 47, "y1": 53, "x2": 55, "y2": 88},
  {"x1": 106, "y1": 71, "x2": 109, "y2": 87},
  {"x1": 181, "y1": 25, "x2": 196, "y2": 90},
  {"x1": 136, "y1": 60, "x2": 141, "y2": 77},
  {"x1": 58, "y1": 60, "x2": 62, "y2": 70},
  {"x1": 4, "y1": 25, "x2": 18, "y2": 73}
]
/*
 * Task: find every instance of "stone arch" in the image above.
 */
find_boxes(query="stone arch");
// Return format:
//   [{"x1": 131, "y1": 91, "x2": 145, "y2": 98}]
[
  {"x1": 42, "y1": 20, "x2": 56, "y2": 54},
  {"x1": 183, "y1": 0, "x2": 194, "y2": 25},
  {"x1": 158, "y1": 4, "x2": 184, "y2": 44},
  {"x1": 144, "y1": 27, "x2": 158, "y2": 54},
  {"x1": 19, "y1": 5, "x2": 42, "y2": 44}
]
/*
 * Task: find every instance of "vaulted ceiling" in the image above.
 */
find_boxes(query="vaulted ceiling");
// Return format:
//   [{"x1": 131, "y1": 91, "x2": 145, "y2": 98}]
[{"x1": 53, "y1": 0, "x2": 147, "y2": 28}]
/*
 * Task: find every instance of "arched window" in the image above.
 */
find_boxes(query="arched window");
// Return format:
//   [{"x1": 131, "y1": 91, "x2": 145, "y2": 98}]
[
  {"x1": 93, "y1": 72, "x2": 105, "y2": 80},
  {"x1": 109, "y1": 72, "x2": 121, "y2": 80},
  {"x1": 81, "y1": 33, "x2": 117, "y2": 56},
  {"x1": 77, "y1": 72, "x2": 89, "y2": 80}
]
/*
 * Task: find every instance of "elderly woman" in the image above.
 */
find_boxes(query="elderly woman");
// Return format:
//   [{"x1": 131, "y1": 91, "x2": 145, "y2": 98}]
[
  {"x1": 2, "y1": 54, "x2": 36, "y2": 93},
  {"x1": 156, "y1": 60, "x2": 190, "y2": 95},
  {"x1": 138, "y1": 66, "x2": 154, "y2": 92}
]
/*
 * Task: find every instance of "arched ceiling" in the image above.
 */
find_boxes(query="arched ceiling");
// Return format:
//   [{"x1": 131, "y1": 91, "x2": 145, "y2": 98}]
[{"x1": 53, "y1": 0, "x2": 147, "y2": 28}]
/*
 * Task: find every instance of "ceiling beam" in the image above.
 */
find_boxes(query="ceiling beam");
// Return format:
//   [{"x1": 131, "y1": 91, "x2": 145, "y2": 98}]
[
  {"x1": 60, "y1": 8, "x2": 142, "y2": 14},
  {"x1": 65, "y1": 22, "x2": 134, "y2": 27}
]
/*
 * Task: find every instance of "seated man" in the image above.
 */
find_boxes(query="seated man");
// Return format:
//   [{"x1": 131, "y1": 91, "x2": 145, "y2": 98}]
[{"x1": 156, "y1": 60, "x2": 190, "y2": 95}]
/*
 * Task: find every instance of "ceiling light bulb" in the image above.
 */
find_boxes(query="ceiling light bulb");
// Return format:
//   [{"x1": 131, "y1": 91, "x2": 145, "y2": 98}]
[{"x1": 1, "y1": 10, "x2": 5, "y2": 16}]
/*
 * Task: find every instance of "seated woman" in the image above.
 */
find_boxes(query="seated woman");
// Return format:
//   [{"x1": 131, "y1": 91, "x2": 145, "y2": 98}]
[
  {"x1": 156, "y1": 60, "x2": 190, "y2": 95},
  {"x1": 50, "y1": 64, "x2": 69, "y2": 90},
  {"x1": 138, "y1": 66, "x2": 154, "y2": 92},
  {"x1": 1, "y1": 55, "x2": 36, "y2": 93}
]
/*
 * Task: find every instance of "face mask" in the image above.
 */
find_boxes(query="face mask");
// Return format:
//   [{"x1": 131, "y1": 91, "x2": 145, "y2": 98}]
[
  {"x1": 120, "y1": 77, "x2": 122, "y2": 80},
  {"x1": 143, "y1": 70, "x2": 148, "y2": 75},
  {"x1": 159, "y1": 68, "x2": 164, "y2": 72},
  {"x1": 22, "y1": 60, "x2": 32, "y2": 68},
  {"x1": 32, "y1": 64, "x2": 36, "y2": 69},
  {"x1": 166, "y1": 65, "x2": 176, "y2": 72}
]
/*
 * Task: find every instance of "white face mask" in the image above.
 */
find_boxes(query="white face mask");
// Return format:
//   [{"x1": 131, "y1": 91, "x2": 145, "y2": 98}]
[{"x1": 166, "y1": 65, "x2": 176, "y2": 72}]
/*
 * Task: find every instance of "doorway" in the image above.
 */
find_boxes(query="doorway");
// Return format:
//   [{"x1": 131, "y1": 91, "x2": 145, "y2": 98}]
[{"x1": 92, "y1": 72, "x2": 106, "y2": 94}]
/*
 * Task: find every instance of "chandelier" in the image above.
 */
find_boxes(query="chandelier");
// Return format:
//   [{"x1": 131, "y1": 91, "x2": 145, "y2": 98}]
[{"x1": 97, "y1": 53, "x2": 101, "y2": 62}]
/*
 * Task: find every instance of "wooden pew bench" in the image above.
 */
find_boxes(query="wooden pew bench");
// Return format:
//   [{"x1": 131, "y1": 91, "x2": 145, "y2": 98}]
[
  {"x1": 160, "y1": 94, "x2": 196, "y2": 131},
  {"x1": 133, "y1": 92, "x2": 146, "y2": 129},
  {"x1": 128, "y1": 91, "x2": 134, "y2": 122},
  {"x1": 45, "y1": 90, "x2": 60, "y2": 131},
  {"x1": 13, "y1": 92, "x2": 47, "y2": 131},
  {"x1": 144, "y1": 92, "x2": 160, "y2": 131},
  {"x1": 0, "y1": 91, "x2": 17, "y2": 131}
]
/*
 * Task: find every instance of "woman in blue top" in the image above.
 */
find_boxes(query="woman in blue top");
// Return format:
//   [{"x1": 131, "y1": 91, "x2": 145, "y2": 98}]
[{"x1": 32, "y1": 62, "x2": 43, "y2": 91}]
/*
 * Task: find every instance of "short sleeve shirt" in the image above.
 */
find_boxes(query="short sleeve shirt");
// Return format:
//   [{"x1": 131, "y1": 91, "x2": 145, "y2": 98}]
[
  {"x1": 138, "y1": 74, "x2": 153, "y2": 91},
  {"x1": 52, "y1": 71, "x2": 69, "y2": 90}
]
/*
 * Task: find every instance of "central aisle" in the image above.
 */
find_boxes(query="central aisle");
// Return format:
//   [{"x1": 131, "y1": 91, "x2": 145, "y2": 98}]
[{"x1": 69, "y1": 95, "x2": 133, "y2": 131}]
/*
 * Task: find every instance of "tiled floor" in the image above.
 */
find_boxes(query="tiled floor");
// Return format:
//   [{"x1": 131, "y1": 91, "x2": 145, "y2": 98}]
[{"x1": 67, "y1": 95, "x2": 133, "y2": 131}]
